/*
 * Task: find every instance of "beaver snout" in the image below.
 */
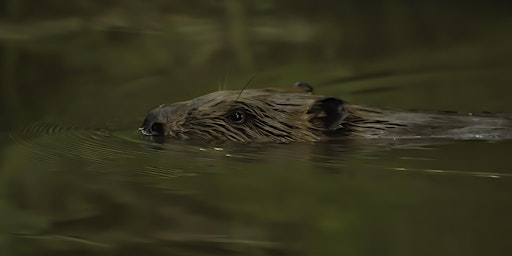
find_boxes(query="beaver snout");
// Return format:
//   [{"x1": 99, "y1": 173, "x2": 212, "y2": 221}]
[{"x1": 139, "y1": 107, "x2": 170, "y2": 136}]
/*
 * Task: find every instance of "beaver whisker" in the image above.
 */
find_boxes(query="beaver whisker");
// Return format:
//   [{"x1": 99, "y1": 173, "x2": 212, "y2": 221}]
[{"x1": 235, "y1": 75, "x2": 256, "y2": 102}]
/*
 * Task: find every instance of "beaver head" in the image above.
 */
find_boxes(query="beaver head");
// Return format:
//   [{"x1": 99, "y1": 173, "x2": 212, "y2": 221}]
[{"x1": 140, "y1": 85, "x2": 351, "y2": 142}]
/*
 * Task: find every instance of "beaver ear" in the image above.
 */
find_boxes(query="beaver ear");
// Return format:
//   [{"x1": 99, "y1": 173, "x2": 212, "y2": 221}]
[{"x1": 309, "y1": 97, "x2": 349, "y2": 131}]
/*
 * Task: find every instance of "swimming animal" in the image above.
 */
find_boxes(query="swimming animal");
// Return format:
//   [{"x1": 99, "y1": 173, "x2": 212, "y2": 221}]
[{"x1": 140, "y1": 83, "x2": 512, "y2": 142}]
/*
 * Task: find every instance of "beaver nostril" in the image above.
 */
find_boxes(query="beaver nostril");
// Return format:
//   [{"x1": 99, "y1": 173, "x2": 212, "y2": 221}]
[{"x1": 151, "y1": 123, "x2": 166, "y2": 135}]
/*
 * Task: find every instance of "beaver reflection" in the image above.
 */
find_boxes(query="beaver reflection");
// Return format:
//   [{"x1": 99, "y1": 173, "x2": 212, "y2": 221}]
[{"x1": 140, "y1": 83, "x2": 512, "y2": 142}]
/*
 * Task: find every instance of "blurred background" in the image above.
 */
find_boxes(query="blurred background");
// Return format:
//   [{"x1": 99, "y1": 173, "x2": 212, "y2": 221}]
[{"x1": 1, "y1": 0, "x2": 512, "y2": 131}]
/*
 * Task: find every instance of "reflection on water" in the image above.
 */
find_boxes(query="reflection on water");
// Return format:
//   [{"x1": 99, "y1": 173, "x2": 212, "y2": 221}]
[
  {"x1": 2, "y1": 123, "x2": 512, "y2": 255},
  {"x1": 2, "y1": 1, "x2": 512, "y2": 255}
]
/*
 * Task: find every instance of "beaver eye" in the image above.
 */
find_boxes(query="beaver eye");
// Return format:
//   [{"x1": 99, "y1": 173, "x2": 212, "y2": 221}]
[{"x1": 227, "y1": 109, "x2": 247, "y2": 124}]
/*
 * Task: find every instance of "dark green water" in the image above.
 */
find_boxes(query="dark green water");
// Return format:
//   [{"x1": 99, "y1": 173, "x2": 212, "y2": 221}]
[{"x1": 2, "y1": 1, "x2": 512, "y2": 255}]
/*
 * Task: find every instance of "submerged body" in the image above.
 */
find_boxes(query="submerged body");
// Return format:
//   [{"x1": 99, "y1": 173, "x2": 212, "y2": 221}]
[{"x1": 140, "y1": 84, "x2": 512, "y2": 142}]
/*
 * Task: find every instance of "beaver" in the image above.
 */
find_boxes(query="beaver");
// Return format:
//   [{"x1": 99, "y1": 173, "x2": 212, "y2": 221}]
[{"x1": 140, "y1": 83, "x2": 512, "y2": 142}]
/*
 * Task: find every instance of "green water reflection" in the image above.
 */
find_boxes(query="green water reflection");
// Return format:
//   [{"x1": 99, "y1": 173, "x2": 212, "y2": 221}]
[{"x1": 2, "y1": 138, "x2": 512, "y2": 255}]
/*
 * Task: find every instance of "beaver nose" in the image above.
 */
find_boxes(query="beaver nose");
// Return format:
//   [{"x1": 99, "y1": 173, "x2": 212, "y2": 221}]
[{"x1": 139, "y1": 107, "x2": 169, "y2": 136}]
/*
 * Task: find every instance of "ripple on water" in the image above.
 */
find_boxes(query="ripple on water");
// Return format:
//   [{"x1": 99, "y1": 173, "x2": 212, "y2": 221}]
[
  {"x1": 7, "y1": 122, "x2": 215, "y2": 180},
  {"x1": 12, "y1": 122, "x2": 139, "y2": 164},
  {"x1": 7, "y1": 122, "x2": 512, "y2": 180}
]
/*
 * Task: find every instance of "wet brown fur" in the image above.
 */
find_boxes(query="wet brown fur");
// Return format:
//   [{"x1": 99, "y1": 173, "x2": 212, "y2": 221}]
[{"x1": 140, "y1": 86, "x2": 512, "y2": 142}]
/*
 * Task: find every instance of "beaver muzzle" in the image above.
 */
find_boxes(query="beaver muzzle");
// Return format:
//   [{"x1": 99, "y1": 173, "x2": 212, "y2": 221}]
[{"x1": 139, "y1": 106, "x2": 172, "y2": 136}]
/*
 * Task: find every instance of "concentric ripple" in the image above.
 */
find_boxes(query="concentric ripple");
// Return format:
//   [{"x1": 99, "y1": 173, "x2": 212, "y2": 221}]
[
  {"x1": 11, "y1": 122, "x2": 138, "y2": 164},
  {"x1": 6, "y1": 122, "x2": 216, "y2": 181}
]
